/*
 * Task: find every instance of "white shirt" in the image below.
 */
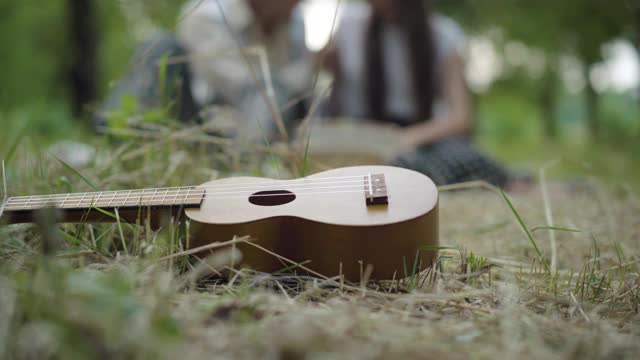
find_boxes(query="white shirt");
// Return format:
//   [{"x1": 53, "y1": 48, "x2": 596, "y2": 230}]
[
  {"x1": 177, "y1": 0, "x2": 310, "y2": 104},
  {"x1": 176, "y1": 0, "x2": 311, "y2": 139},
  {"x1": 333, "y1": 3, "x2": 465, "y2": 122}
]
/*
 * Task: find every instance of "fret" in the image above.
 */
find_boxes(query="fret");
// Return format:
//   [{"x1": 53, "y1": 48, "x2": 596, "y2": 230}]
[
  {"x1": 131, "y1": 190, "x2": 139, "y2": 207},
  {"x1": 150, "y1": 188, "x2": 159, "y2": 207},
  {"x1": 122, "y1": 190, "x2": 133, "y2": 207},
  {"x1": 4, "y1": 198, "x2": 16, "y2": 211},
  {"x1": 134, "y1": 190, "x2": 145, "y2": 207},
  {"x1": 143, "y1": 189, "x2": 152, "y2": 206},
  {"x1": 5, "y1": 197, "x2": 21, "y2": 211},
  {"x1": 28, "y1": 195, "x2": 52, "y2": 209},
  {"x1": 3, "y1": 187, "x2": 205, "y2": 213},
  {"x1": 171, "y1": 188, "x2": 181, "y2": 206},
  {"x1": 75, "y1": 193, "x2": 87, "y2": 208},
  {"x1": 25, "y1": 196, "x2": 34, "y2": 209},
  {"x1": 4, "y1": 198, "x2": 13, "y2": 211},
  {"x1": 60, "y1": 193, "x2": 72, "y2": 208},
  {"x1": 161, "y1": 188, "x2": 170, "y2": 205},
  {"x1": 183, "y1": 188, "x2": 192, "y2": 204},
  {"x1": 107, "y1": 191, "x2": 117, "y2": 208},
  {"x1": 92, "y1": 192, "x2": 103, "y2": 208}
]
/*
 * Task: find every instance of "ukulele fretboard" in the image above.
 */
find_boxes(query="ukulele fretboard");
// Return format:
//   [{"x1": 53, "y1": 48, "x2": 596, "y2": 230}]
[{"x1": 3, "y1": 187, "x2": 206, "y2": 212}]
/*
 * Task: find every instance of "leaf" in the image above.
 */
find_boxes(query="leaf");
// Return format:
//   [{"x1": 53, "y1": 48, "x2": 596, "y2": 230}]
[
  {"x1": 53, "y1": 156, "x2": 98, "y2": 191},
  {"x1": 158, "y1": 52, "x2": 170, "y2": 104},
  {"x1": 420, "y1": 245, "x2": 456, "y2": 251},
  {"x1": 58, "y1": 229, "x2": 87, "y2": 248},
  {"x1": 409, "y1": 250, "x2": 420, "y2": 291},
  {"x1": 501, "y1": 189, "x2": 550, "y2": 274},
  {"x1": 107, "y1": 94, "x2": 139, "y2": 130},
  {"x1": 273, "y1": 260, "x2": 312, "y2": 274},
  {"x1": 2, "y1": 121, "x2": 30, "y2": 165},
  {"x1": 530, "y1": 226, "x2": 581, "y2": 233},
  {"x1": 300, "y1": 129, "x2": 312, "y2": 177}
]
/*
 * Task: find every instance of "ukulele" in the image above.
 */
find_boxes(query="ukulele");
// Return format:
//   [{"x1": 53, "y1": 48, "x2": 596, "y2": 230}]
[{"x1": 1, "y1": 165, "x2": 438, "y2": 280}]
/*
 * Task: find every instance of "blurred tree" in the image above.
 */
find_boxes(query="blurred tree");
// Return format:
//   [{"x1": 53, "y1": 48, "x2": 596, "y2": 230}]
[
  {"x1": 69, "y1": 0, "x2": 99, "y2": 118},
  {"x1": 439, "y1": 0, "x2": 635, "y2": 139},
  {"x1": 0, "y1": 0, "x2": 176, "y2": 114},
  {"x1": 0, "y1": 2, "x2": 67, "y2": 107},
  {"x1": 635, "y1": 1, "x2": 640, "y2": 77},
  {"x1": 438, "y1": 1, "x2": 565, "y2": 138},
  {"x1": 561, "y1": 0, "x2": 634, "y2": 139}
]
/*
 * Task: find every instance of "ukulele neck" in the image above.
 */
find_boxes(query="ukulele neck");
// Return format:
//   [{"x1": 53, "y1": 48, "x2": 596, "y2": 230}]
[{"x1": 1, "y1": 187, "x2": 206, "y2": 224}]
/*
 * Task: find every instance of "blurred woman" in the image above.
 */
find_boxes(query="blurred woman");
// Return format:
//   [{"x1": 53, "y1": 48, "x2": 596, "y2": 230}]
[{"x1": 328, "y1": 0, "x2": 508, "y2": 187}]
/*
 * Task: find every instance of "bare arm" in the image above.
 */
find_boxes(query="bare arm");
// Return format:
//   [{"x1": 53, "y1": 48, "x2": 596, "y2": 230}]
[{"x1": 400, "y1": 53, "x2": 471, "y2": 147}]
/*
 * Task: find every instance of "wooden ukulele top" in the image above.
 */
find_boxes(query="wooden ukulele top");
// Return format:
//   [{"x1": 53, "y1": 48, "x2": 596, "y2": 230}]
[{"x1": 185, "y1": 165, "x2": 437, "y2": 227}]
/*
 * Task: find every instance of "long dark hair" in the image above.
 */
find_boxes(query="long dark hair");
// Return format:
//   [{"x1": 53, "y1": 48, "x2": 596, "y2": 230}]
[{"x1": 365, "y1": 0, "x2": 435, "y2": 123}]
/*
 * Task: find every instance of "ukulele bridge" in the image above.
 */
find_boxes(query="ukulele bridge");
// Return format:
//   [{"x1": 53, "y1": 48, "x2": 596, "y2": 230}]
[{"x1": 364, "y1": 174, "x2": 388, "y2": 206}]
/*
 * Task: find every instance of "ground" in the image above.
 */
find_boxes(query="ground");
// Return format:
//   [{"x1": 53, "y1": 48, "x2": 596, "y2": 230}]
[{"x1": 1, "y1": 132, "x2": 639, "y2": 359}]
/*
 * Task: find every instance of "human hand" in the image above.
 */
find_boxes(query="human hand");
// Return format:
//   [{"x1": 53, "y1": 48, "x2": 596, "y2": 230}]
[{"x1": 398, "y1": 128, "x2": 424, "y2": 150}]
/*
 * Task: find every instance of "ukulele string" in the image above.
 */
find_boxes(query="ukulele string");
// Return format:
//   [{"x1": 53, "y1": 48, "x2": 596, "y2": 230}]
[
  {"x1": 4, "y1": 182, "x2": 371, "y2": 205},
  {"x1": 5, "y1": 188, "x2": 388, "y2": 209},
  {"x1": 6, "y1": 184, "x2": 368, "y2": 205},
  {"x1": 5, "y1": 175, "x2": 376, "y2": 203},
  {"x1": 5, "y1": 175, "x2": 385, "y2": 206},
  {"x1": 6, "y1": 184, "x2": 371, "y2": 206},
  {"x1": 194, "y1": 188, "x2": 370, "y2": 199}
]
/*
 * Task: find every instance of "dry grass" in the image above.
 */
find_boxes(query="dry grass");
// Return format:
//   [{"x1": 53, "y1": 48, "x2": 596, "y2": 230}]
[
  {"x1": 1, "y1": 131, "x2": 639, "y2": 360},
  {"x1": 2, "y1": 0, "x2": 638, "y2": 358}
]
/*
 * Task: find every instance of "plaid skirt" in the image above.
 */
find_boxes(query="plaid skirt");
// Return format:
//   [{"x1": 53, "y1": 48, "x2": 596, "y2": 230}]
[{"x1": 390, "y1": 137, "x2": 508, "y2": 187}]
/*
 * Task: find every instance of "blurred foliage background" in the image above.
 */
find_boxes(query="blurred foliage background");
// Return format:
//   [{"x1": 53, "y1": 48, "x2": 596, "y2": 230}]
[{"x1": 0, "y1": 0, "x2": 638, "y2": 185}]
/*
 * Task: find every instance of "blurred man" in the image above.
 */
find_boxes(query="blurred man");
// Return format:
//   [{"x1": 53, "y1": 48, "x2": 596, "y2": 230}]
[{"x1": 96, "y1": 0, "x2": 311, "y2": 142}]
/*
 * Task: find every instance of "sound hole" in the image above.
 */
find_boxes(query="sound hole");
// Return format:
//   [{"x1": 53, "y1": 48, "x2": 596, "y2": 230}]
[{"x1": 248, "y1": 190, "x2": 296, "y2": 206}]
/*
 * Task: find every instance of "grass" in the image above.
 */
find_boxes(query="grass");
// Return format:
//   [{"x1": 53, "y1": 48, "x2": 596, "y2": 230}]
[
  {"x1": 1, "y1": 125, "x2": 640, "y2": 359},
  {"x1": 1, "y1": 2, "x2": 639, "y2": 355},
  {"x1": 500, "y1": 189, "x2": 550, "y2": 274}
]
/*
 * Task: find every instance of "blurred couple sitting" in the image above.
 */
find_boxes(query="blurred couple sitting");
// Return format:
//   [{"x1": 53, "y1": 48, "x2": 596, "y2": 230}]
[{"x1": 97, "y1": 0, "x2": 508, "y2": 188}]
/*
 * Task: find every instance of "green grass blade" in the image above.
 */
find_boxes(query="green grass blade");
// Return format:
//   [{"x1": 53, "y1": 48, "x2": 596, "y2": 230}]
[
  {"x1": 402, "y1": 256, "x2": 408, "y2": 279},
  {"x1": 274, "y1": 260, "x2": 312, "y2": 274},
  {"x1": 530, "y1": 226, "x2": 581, "y2": 233},
  {"x1": 300, "y1": 130, "x2": 312, "y2": 177},
  {"x1": 158, "y1": 52, "x2": 169, "y2": 105},
  {"x1": 114, "y1": 208, "x2": 128, "y2": 254},
  {"x1": 2, "y1": 122, "x2": 29, "y2": 165},
  {"x1": 500, "y1": 189, "x2": 550, "y2": 274},
  {"x1": 1, "y1": 160, "x2": 7, "y2": 209},
  {"x1": 420, "y1": 245, "x2": 456, "y2": 251},
  {"x1": 53, "y1": 156, "x2": 98, "y2": 191},
  {"x1": 409, "y1": 250, "x2": 420, "y2": 291},
  {"x1": 57, "y1": 229, "x2": 88, "y2": 248}
]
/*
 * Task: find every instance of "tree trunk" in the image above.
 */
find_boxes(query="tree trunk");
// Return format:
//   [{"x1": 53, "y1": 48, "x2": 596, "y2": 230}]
[
  {"x1": 635, "y1": 3, "x2": 640, "y2": 107},
  {"x1": 635, "y1": 2, "x2": 640, "y2": 54},
  {"x1": 69, "y1": 0, "x2": 99, "y2": 118},
  {"x1": 584, "y1": 65, "x2": 600, "y2": 139},
  {"x1": 539, "y1": 66, "x2": 558, "y2": 139}
]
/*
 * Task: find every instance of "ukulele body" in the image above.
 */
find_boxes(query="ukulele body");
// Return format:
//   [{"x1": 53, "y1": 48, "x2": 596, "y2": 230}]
[{"x1": 186, "y1": 166, "x2": 438, "y2": 280}]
